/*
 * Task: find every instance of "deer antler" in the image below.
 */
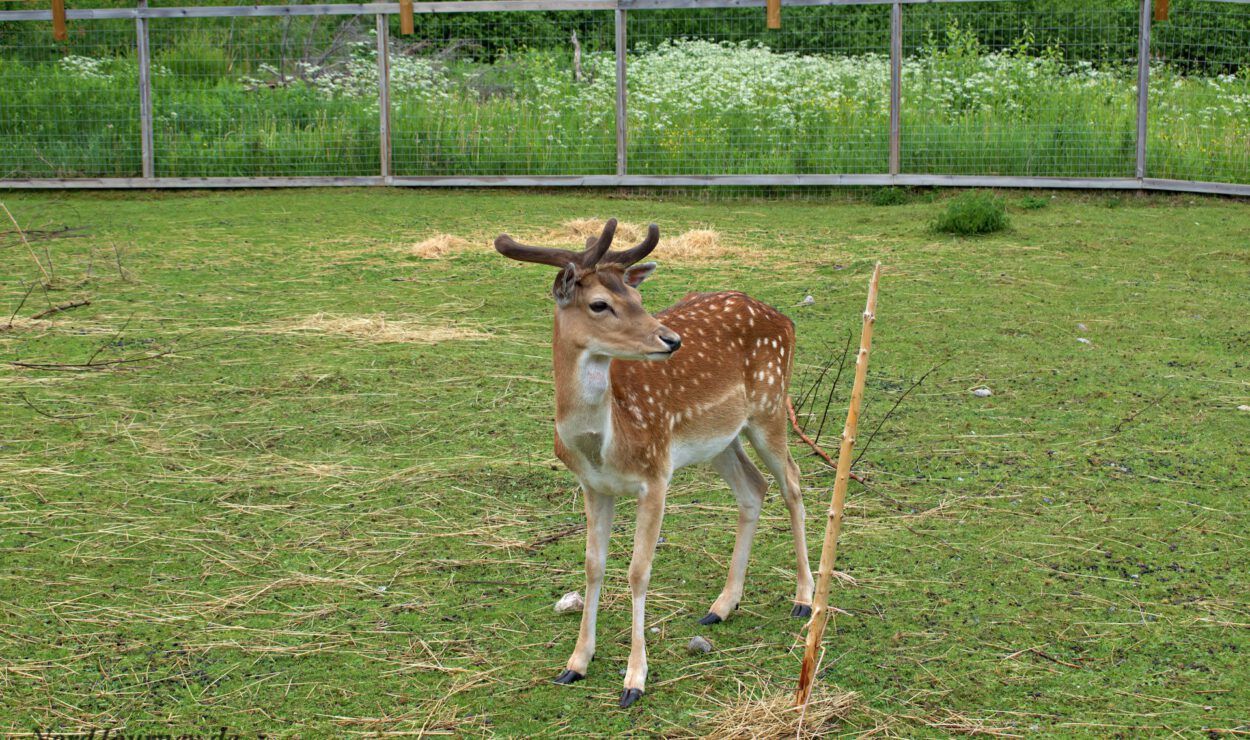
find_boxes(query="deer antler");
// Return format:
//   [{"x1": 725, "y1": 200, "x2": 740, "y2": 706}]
[
  {"x1": 601, "y1": 223, "x2": 660, "y2": 267},
  {"x1": 495, "y1": 219, "x2": 619, "y2": 269}
]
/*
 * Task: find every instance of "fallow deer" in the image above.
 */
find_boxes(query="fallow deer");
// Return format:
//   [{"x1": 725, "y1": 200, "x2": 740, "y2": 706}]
[{"x1": 495, "y1": 219, "x2": 813, "y2": 708}]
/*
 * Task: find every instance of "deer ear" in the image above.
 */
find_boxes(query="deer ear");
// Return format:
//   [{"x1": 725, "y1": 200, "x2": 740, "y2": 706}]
[
  {"x1": 624, "y1": 262, "x2": 657, "y2": 287},
  {"x1": 553, "y1": 263, "x2": 579, "y2": 306}
]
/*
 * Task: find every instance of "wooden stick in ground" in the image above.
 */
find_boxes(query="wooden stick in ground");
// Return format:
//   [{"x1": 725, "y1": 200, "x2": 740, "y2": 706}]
[{"x1": 795, "y1": 262, "x2": 881, "y2": 708}]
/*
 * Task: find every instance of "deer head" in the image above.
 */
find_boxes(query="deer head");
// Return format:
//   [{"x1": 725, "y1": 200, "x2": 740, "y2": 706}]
[{"x1": 495, "y1": 219, "x2": 682, "y2": 361}]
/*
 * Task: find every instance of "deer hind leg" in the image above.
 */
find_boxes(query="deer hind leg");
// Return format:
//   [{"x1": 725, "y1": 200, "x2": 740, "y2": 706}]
[
  {"x1": 556, "y1": 488, "x2": 614, "y2": 685},
  {"x1": 699, "y1": 439, "x2": 768, "y2": 625},
  {"x1": 745, "y1": 419, "x2": 815, "y2": 617}
]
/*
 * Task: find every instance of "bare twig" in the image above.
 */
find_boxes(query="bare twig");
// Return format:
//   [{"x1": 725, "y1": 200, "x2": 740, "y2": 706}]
[
  {"x1": 852, "y1": 361, "x2": 947, "y2": 469},
  {"x1": 19, "y1": 393, "x2": 91, "y2": 420},
  {"x1": 813, "y1": 331, "x2": 855, "y2": 445},
  {"x1": 787, "y1": 398, "x2": 866, "y2": 485},
  {"x1": 30, "y1": 299, "x2": 90, "y2": 321},
  {"x1": 1, "y1": 201, "x2": 51, "y2": 284},
  {"x1": 4, "y1": 282, "x2": 36, "y2": 331},
  {"x1": 527, "y1": 523, "x2": 585, "y2": 550}
]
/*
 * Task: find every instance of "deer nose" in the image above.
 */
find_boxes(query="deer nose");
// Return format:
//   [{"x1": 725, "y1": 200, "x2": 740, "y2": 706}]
[{"x1": 660, "y1": 333, "x2": 682, "y2": 352}]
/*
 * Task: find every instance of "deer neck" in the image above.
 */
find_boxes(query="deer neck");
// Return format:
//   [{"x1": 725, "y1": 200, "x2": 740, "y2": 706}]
[{"x1": 553, "y1": 325, "x2": 613, "y2": 422}]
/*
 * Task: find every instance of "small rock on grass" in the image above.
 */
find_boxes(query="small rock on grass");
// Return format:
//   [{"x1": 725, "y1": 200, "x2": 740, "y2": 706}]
[
  {"x1": 1077, "y1": 337, "x2": 1092, "y2": 345},
  {"x1": 688, "y1": 636, "x2": 713, "y2": 654},
  {"x1": 972, "y1": 387, "x2": 993, "y2": 398},
  {"x1": 554, "y1": 591, "x2": 584, "y2": 614},
  {"x1": 1238, "y1": 405, "x2": 1250, "y2": 412}
]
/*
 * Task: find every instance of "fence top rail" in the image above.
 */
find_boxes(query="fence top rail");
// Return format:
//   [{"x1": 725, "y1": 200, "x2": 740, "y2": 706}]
[
  {"x1": 1, "y1": 0, "x2": 1246, "y2": 21},
  {"x1": 0, "y1": 0, "x2": 1082, "y2": 23}
]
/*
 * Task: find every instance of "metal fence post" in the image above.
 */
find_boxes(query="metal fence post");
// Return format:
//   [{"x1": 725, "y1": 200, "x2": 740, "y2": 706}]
[
  {"x1": 615, "y1": 6, "x2": 627, "y2": 177},
  {"x1": 888, "y1": 0, "x2": 901, "y2": 177},
  {"x1": 377, "y1": 13, "x2": 392, "y2": 180},
  {"x1": 1135, "y1": 0, "x2": 1151, "y2": 181},
  {"x1": 135, "y1": 0, "x2": 154, "y2": 179}
]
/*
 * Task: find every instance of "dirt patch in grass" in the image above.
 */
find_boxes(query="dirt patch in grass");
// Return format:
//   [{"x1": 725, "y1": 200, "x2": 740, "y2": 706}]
[{"x1": 266, "y1": 314, "x2": 493, "y2": 344}]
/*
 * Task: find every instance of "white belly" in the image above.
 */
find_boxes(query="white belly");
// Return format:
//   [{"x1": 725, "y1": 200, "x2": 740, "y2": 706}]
[{"x1": 670, "y1": 429, "x2": 742, "y2": 471}]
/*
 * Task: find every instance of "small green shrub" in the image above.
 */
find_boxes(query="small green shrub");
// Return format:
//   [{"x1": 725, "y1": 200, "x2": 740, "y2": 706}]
[
  {"x1": 869, "y1": 187, "x2": 909, "y2": 206},
  {"x1": 933, "y1": 191, "x2": 1009, "y2": 235},
  {"x1": 1018, "y1": 195, "x2": 1050, "y2": 210}
]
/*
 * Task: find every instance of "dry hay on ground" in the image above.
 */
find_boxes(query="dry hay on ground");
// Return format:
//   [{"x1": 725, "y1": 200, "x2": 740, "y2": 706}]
[
  {"x1": 549, "y1": 218, "x2": 734, "y2": 262},
  {"x1": 407, "y1": 220, "x2": 742, "y2": 264},
  {"x1": 268, "y1": 313, "x2": 492, "y2": 344},
  {"x1": 696, "y1": 686, "x2": 857, "y2": 740},
  {"x1": 663, "y1": 229, "x2": 725, "y2": 261},
  {"x1": 548, "y1": 217, "x2": 649, "y2": 245},
  {"x1": 410, "y1": 233, "x2": 475, "y2": 259}
]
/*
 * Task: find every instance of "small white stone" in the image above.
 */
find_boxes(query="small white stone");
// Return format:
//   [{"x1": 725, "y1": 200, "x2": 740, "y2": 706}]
[
  {"x1": 972, "y1": 387, "x2": 993, "y2": 398},
  {"x1": 797, "y1": 295, "x2": 815, "y2": 306},
  {"x1": 649, "y1": 626, "x2": 660, "y2": 634},
  {"x1": 554, "y1": 591, "x2": 584, "y2": 614},
  {"x1": 688, "y1": 636, "x2": 713, "y2": 654},
  {"x1": 1077, "y1": 337, "x2": 1092, "y2": 345},
  {"x1": 1238, "y1": 405, "x2": 1250, "y2": 412},
  {"x1": 1077, "y1": 323, "x2": 1089, "y2": 331}
]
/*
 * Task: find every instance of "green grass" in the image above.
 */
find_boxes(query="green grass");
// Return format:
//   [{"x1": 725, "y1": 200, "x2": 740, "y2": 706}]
[{"x1": 1, "y1": 188, "x2": 1248, "y2": 737}]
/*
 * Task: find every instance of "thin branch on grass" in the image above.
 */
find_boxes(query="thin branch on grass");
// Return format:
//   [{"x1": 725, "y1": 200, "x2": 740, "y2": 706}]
[
  {"x1": 108, "y1": 237, "x2": 130, "y2": 282},
  {"x1": 30, "y1": 299, "x2": 90, "y2": 321},
  {"x1": 527, "y1": 523, "x2": 585, "y2": 550},
  {"x1": 787, "y1": 398, "x2": 867, "y2": 485},
  {"x1": 793, "y1": 334, "x2": 849, "y2": 422},
  {"x1": 7, "y1": 328, "x2": 230, "y2": 373},
  {"x1": 852, "y1": 361, "x2": 947, "y2": 469},
  {"x1": 1, "y1": 201, "x2": 52, "y2": 284},
  {"x1": 4, "y1": 282, "x2": 36, "y2": 331},
  {"x1": 19, "y1": 393, "x2": 91, "y2": 421},
  {"x1": 813, "y1": 330, "x2": 855, "y2": 446}
]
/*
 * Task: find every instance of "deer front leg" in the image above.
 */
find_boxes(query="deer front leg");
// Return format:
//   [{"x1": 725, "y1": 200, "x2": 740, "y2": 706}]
[
  {"x1": 621, "y1": 478, "x2": 667, "y2": 708},
  {"x1": 556, "y1": 487, "x2": 615, "y2": 684}
]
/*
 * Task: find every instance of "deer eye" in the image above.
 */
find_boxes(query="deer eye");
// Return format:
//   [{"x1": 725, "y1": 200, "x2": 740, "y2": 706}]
[{"x1": 589, "y1": 300, "x2": 611, "y2": 314}]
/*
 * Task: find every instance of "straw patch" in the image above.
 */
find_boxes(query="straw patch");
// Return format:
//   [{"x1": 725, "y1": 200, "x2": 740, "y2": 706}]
[
  {"x1": 269, "y1": 314, "x2": 493, "y2": 344},
  {"x1": 548, "y1": 218, "x2": 647, "y2": 245},
  {"x1": 542, "y1": 220, "x2": 745, "y2": 262},
  {"x1": 410, "y1": 233, "x2": 475, "y2": 259},
  {"x1": 696, "y1": 686, "x2": 858, "y2": 739},
  {"x1": 663, "y1": 229, "x2": 726, "y2": 261}
]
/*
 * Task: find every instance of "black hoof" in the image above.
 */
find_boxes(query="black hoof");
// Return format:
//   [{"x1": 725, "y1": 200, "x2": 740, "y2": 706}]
[
  {"x1": 553, "y1": 669, "x2": 585, "y2": 685},
  {"x1": 619, "y1": 688, "x2": 644, "y2": 708},
  {"x1": 697, "y1": 612, "x2": 723, "y2": 625},
  {"x1": 791, "y1": 604, "x2": 813, "y2": 618}
]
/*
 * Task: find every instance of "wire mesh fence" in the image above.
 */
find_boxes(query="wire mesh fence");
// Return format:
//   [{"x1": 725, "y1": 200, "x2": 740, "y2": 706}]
[
  {"x1": 0, "y1": 0, "x2": 1248, "y2": 193},
  {"x1": 1151, "y1": 2, "x2": 1250, "y2": 183},
  {"x1": 0, "y1": 19, "x2": 140, "y2": 178},
  {"x1": 149, "y1": 13, "x2": 383, "y2": 177},
  {"x1": 389, "y1": 10, "x2": 617, "y2": 176},
  {"x1": 900, "y1": 2, "x2": 1141, "y2": 178},
  {"x1": 626, "y1": 5, "x2": 891, "y2": 175}
]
